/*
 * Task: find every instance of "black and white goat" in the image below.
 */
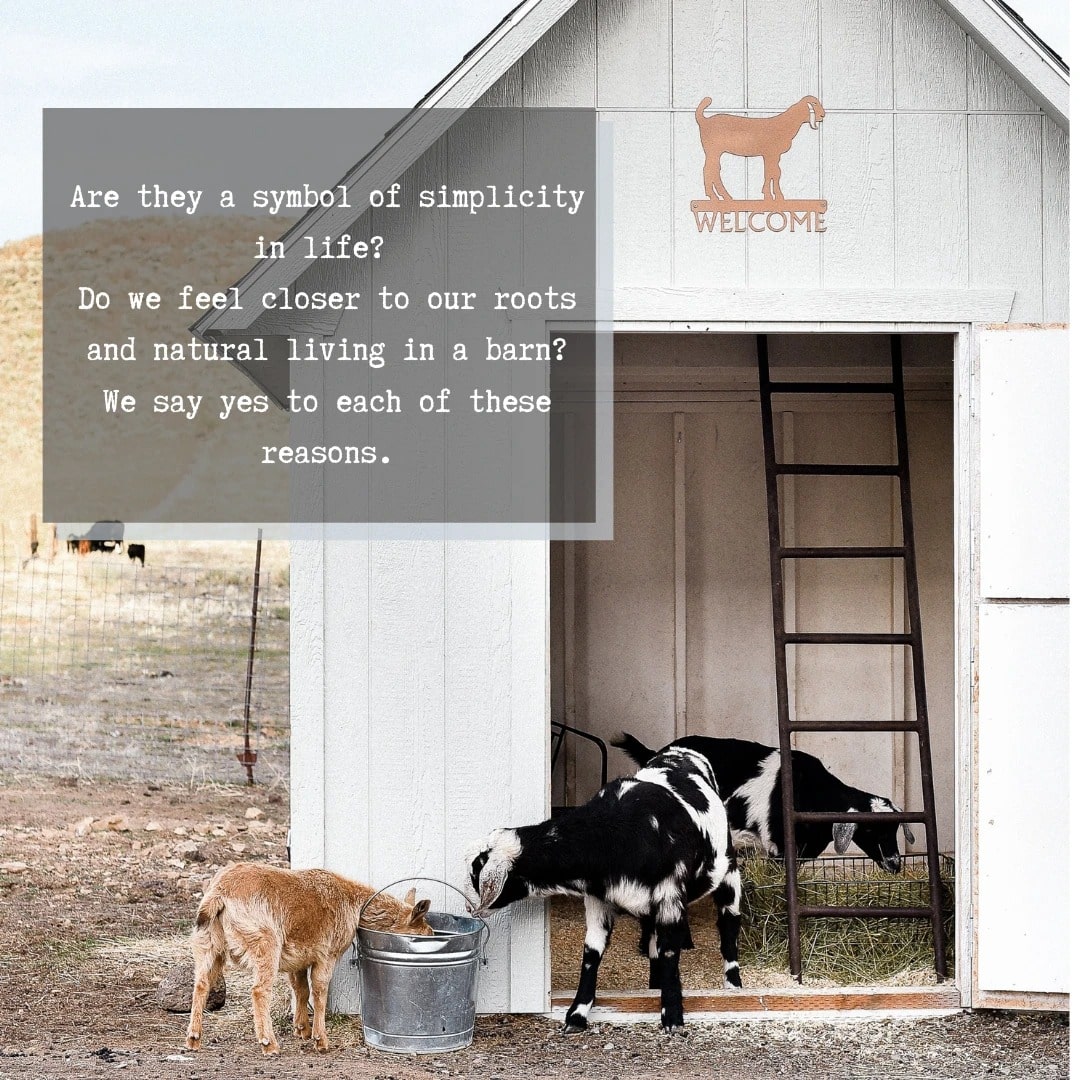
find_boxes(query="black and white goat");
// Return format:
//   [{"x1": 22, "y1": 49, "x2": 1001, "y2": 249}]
[
  {"x1": 465, "y1": 745, "x2": 741, "y2": 1032},
  {"x1": 614, "y1": 733, "x2": 916, "y2": 873}
]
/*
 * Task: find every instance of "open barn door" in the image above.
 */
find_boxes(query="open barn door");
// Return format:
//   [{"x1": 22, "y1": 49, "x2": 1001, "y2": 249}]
[{"x1": 973, "y1": 327, "x2": 1069, "y2": 1009}]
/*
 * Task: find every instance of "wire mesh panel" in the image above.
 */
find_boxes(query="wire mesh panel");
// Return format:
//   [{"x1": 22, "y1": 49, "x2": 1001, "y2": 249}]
[
  {"x1": 0, "y1": 542, "x2": 289, "y2": 785},
  {"x1": 740, "y1": 854, "x2": 956, "y2": 983}
]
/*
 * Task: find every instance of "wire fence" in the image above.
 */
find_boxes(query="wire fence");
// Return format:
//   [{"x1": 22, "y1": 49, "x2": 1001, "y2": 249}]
[{"x1": 0, "y1": 540, "x2": 289, "y2": 786}]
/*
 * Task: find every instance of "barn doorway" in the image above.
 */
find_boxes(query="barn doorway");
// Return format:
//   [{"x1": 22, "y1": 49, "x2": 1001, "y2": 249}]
[{"x1": 549, "y1": 332, "x2": 957, "y2": 1002}]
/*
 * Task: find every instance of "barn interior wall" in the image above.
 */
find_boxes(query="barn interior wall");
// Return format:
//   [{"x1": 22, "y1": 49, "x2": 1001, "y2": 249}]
[{"x1": 553, "y1": 333, "x2": 955, "y2": 853}]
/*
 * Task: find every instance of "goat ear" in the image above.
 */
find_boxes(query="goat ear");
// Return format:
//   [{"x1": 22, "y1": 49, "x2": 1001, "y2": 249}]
[
  {"x1": 832, "y1": 821, "x2": 856, "y2": 854},
  {"x1": 886, "y1": 801, "x2": 917, "y2": 845},
  {"x1": 411, "y1": 898, "x2": 431, "y2": 920},
  {"x1": 477, "y1": 856, "x2": 509, "y2": 910},
  {"x1": 403, "y1": 887, "x2": 417, "y2": 906}
]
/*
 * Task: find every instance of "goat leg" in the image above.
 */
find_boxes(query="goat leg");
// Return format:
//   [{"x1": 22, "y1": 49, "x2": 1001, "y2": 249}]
[
  {"x1": 289, "y1": 969, "x2": 313, "y2": 1041},
  {"x1": 713, "y1": 877, "x2": 743, "y2": 988},
  {"x1": 564, "y1": 897, "x2": 614, "y2": 1033},
  {"x1": 249, "y1": 947, "x2": 282, "y2": 1055},
  {"x1": 643, "y1": 912, "x2": 694, "y2": 990},
  {"x1": 309, "y1": 959, "x2": 335, "y2": 1052},
  {"x1": 654, "y1": 918, "x2": 686, "y2": 1032},
  {"x1": 703, "y1": 153, "x2": 734, "y2": 201},
  {"x1": 184, "y1": 950, "x2": 223, "y2": 1050}
]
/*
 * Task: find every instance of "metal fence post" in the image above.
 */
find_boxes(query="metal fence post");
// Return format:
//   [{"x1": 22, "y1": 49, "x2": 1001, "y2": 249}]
[{"x1": 238, "y1": 528, "x2": 263, "y2": 784}]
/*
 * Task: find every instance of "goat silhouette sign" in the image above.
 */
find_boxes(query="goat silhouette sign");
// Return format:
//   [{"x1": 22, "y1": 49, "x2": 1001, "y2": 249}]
[{"x1": 692, "y1": 95, "x2": 827, "y2": 234}]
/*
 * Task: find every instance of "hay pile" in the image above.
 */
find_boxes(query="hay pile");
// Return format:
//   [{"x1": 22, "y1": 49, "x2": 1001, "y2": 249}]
[
  {"x1": 550, "y1": 855, "x2": 953, "y2": 991},
  {"x1": 739, "y1": 853, "x2": 954, "y2": 983}
]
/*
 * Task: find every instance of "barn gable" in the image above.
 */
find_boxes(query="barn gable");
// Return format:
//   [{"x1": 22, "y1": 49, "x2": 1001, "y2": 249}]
[{"x1": 195, "y1": 0, "x2": 1069, "y2": 350}]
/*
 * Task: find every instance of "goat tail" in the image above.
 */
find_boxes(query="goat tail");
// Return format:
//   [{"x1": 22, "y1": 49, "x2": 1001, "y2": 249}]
[
  {"x1": 193, "y1": 891, "x2": 227, "y2": 952},
  {"x1": 195, "y1": 891, "x2": 225, "y2": 929},
  {"x1": 610, "y1": 731, "x2": 658, "y2": 768},
  {"x1": 695, "y1": 97, "x2": 713, "y2": 129}
]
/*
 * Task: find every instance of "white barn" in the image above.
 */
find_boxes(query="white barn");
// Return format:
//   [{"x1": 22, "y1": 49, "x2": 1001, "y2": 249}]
[{"x1": 195, "y1": 0, "x2": 1069, "y2": 1017}]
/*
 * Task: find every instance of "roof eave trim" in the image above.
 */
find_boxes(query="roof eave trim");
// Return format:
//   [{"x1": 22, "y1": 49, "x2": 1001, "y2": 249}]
[{"x1": 939, "y1": 0, "x2": 1069, "y2": 130}]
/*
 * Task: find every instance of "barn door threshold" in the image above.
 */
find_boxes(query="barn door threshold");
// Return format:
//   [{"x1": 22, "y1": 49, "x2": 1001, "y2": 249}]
[{"x1": 550, "y1": 985, "x2": 961, "y2": 1021}]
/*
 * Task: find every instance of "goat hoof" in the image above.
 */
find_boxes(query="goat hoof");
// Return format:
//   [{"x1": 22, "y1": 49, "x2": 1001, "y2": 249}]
[
  {"x1": 661, "y1": 1023, "x2": 687, "y2": 1036},
  {"x1": 261, "y1": 1042, "x2": 281, "y2": 1057},
  {"x1": 184, "y1": 1036, "x2": 200, "y2": 1051},
  {"x1": 725, "y1": 973, "x2": 743, "y2": 989},
  {"x1": 562, "y1": 1018, "x2": 588, "y2": 1035},
  {"x1": 315, "y1": 1040, "x2": 330, "y2": 1054}
]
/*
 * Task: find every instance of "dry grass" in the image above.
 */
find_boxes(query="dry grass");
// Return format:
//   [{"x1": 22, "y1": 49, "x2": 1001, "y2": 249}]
[
  {"x1": 0, "y1": 235, "x2": 44, "y2": 530},
  {"x1": 0, "y1": 539, "x2": 290, "y2": 786}
]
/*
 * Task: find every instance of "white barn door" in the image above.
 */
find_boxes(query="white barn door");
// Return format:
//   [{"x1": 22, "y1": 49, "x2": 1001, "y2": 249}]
[{"x1": 974, "y1": 328, "x2": 1069, "y2": 1007}]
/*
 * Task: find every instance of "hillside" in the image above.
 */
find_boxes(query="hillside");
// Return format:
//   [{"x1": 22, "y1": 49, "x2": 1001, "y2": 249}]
[
  {"x1": 0, "y1": 235, "x2": 43, "y2": 538},
  {"x1": 0, "y1": 217, "x2": 295, "y2": 542}
]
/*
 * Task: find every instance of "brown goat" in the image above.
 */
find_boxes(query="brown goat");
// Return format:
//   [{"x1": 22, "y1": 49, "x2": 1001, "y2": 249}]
[
  {"x1": 696, "y1": 95, "x2": 825, "y2": 202},
  {"x1": 185, "y1": 863, "x2": 432, "y2": 1055}
]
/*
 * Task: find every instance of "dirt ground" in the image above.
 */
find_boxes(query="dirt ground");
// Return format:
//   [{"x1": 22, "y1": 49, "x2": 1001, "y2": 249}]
[{"x1": 0, "y1": 775, "x2": 1069, "y2": 1080}]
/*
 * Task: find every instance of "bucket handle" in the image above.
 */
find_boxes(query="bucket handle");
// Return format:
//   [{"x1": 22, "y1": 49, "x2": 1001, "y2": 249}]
[{"x1": 356, "y1": 876, "x2": 491, "y2": 966}]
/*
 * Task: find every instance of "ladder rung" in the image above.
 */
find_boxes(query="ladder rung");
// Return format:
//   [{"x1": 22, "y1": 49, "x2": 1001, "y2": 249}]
[
  {"x1": 787, "y1": 719, "x2": 920, "y2": 733},
  {"x1": 774, "y1": 464, "x2": 900, "y2": 476},
  {"x1": 798, "y1": 906, "x2": 934, "y2": 920},
  {"x1": 793, "y1": 810, "x2": 926, "y2": 824},
  {"x1": 780, "y1": 546, "x2": 906, "y2": 559},
  {"x1": 766, "y1": 381, "x2": 896, "y2": 395},
  {"x1": 783, "y1": 632, "x2": 912, "y2": 646}
]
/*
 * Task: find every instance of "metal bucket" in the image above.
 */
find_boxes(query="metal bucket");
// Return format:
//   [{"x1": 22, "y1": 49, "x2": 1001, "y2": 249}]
[{"x1": 357, "y1": 881, "x2": 487, "y2": 1054}]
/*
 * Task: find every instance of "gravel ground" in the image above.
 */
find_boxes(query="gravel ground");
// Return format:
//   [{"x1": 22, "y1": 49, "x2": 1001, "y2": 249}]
[{"x1": 0, "y1": 1012, "x2": 1069, "y2": 1080}]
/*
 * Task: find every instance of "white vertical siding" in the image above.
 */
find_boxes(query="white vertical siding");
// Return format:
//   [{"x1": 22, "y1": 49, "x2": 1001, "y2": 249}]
[
  {"x1": 746, "y1": 1, "x2": 819, "y2": 110},
  {"x1": 976, "y1": 604, "x2": 1069, "y2": 994},
  {"x1": 523, "y1": 1, "x2": 596, "y2": 107},
  {"x1": 1042, "y1": 119, "x2": 1070, "y2": 322},
  {"x1": 596, "y1": 0, "x2": 671, "y2": 109},
  {"x1": 967, "y1": 115, "x2": 1044, "y2": 322},
  {"x1": 306, "y1": 539, "x2": 549, "y2": 1015},
  {"x1": 821, "y1": 0, "x2": 893, "y2": 110},
  {"x1": 893, "y1": 0, "x2": 967, "y2": 110},
  {"x1": 291, "y1": 540, "x2": 327, "y2": 870},
  {"x1": 604, "y1": 110, "x2": 674, "y2": 286},
  {"x1": 978, "y1": 330, "x2": 1069, "y2": 598},
  {"x1": 820, "y1": 113, "x2": 894, "y2": 287},
  {"x1": 672, "y1": 0, "x2": 744, "y2": 111},
  {"x1": 894, "y1": 114, "x2": 968, "y2": 289}
]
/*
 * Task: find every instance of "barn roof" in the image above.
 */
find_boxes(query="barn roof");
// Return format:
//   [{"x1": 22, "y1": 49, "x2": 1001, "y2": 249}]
[{"x1": 193, "y1": 0, "x2": 1068, "y2": 356}]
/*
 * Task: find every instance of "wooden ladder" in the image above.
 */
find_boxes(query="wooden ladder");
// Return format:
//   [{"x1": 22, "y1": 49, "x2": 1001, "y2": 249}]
[{"x1": 756, "y1": 333, "x2": 948, "y2": 981}]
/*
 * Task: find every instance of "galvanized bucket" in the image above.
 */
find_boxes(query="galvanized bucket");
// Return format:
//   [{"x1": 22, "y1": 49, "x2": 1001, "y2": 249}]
[{"x1": 356, "y1": 879, "x2": 488, "y2": 1054}]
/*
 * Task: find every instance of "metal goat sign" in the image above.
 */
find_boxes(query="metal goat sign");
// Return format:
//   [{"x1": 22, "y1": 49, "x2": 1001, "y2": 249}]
[{"x1": 691, "y1": 95, "x2": 827, "y2": 234}]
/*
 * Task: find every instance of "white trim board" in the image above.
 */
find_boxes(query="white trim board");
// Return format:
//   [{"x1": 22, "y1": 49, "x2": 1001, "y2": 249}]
[{"x1": 610, "y1": 289, "x2": 1015, "y2": 324}]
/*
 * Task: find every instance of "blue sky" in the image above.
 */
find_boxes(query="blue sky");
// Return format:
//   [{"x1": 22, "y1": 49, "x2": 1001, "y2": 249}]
[{"x1": 0, "y1": 0, "x2": 1069, "y2": 244}]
